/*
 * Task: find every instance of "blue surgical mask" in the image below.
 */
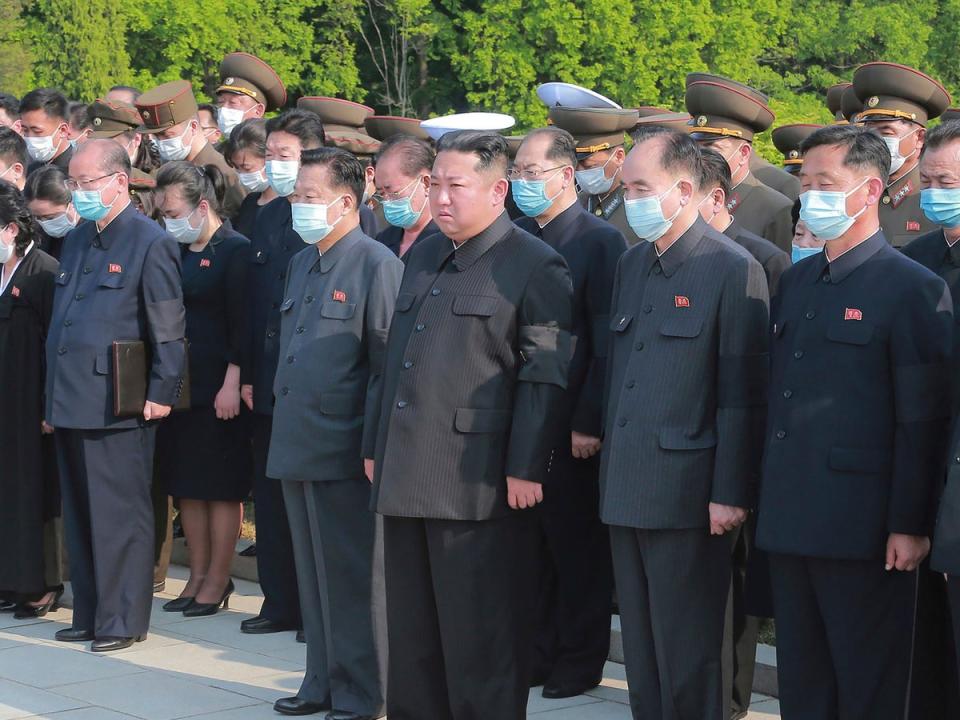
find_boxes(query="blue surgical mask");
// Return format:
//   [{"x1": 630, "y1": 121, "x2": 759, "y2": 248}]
[
  {"x1": 37, "y1": 211, "x2": 78, "y2": 238},
  {"x1": 575, "y1": 154, "x2": 617, "y2": 196},
  {"x1": 165, "y1": 205, "x2": 205, "y2": 244},
  {"x1": 791, "y1": 245, "x2": 823, "y2": 263},
  {"x1": 382, "y1": 178, "x2": 426, "y2": 229},
  {"x1": 624, "y1": 180, "x2": 681, "y2": 243},
  {"x1": 237, "y1": 169, "x2": 269, "y2": 193},
  {"x1": 511, "y1": 168, "x2": 565, "y2": 218},
  {"x1": 266, "y1": 160, "x2": 299, "y2": 197},
  {"x1": 798, "y1": 178, "x2": 871, "y2": 241},
  {"x1": 72, "y1": 174, "x2": 119, "y2": 221},
  {"x1": 920, "y1": 187, "x2": 960, "y2": 228},
  {"x1": 291, "y1": 198, "x2": 345, "y2": 244}
]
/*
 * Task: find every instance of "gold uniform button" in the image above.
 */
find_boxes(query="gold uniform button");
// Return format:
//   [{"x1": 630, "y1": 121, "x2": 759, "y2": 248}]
[
  {"x1": 595, "y1": 208, "x2": 603, "y2": 216},
  {"x1": 882, "y1": 196, "x2": 891, "y2": 204}
]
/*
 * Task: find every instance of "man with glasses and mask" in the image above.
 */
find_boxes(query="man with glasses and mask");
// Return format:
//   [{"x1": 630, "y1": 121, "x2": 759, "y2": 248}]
[
  {"x1": 45, "y1": 139, "x2": 186, "y2": 652},
  {"x1": 372, "y1": 133, "x2": 438, "y2": 259},
  {"x1": 511, "y1": 126, "x2": 625, "y2": 699},
  {"x1": 757, "y1": 124, "x2": 953, "y2": 719},
  {"x1": 19, "y1": 88, "x2": 73, "y2": 174},
  {"x1": 601, "y1": 125, "x2": 768, "y2": 720},
  {"x1": 136, "y1": 80, "x2": 245, "y2": 218}
]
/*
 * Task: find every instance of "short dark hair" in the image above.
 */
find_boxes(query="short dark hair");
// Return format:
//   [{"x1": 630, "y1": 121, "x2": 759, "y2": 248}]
[
  {"x1": 109, "y1": 85, "x2": 142, "y2": 103},
  {"x1": 300, "y1": 147, "x2": 366, "y2": 205},
  {"x1": 156, "y1": 161, "x2": 226, "y2": 216},
  {"x1": 523, "y1": 127, "x2": 578, "y2": 168},
  {"x1": 922, "y1": 120, "x2": 960, "y2": 155},
  {"x1": 68, "y1": 101, "x2": 91, "y2": 131},
  {"x1": 632, "y1": 125, "x2": 704, "y2": 190},
  {"x1": 19, "y1": 88, "x2": 69, "y2": 122},
  {"x1": 699, "y1": 147, "x2": 732, "y2": 197},
  {"x1": 791, "y1": 197, "x2": 801, "y2": 233},
  {"x1": 266, "y1": 109, "x2": 326, "y2": 150},
  {"x1": 0, "y1": 93, "x2": 19, "y2": 121},
  {"x1": 374, "y1": 134, "x2": 435, "y2": 176},
  {"x1": 435, "y1": 130, "x2": 509, "y2": 177},
  {"x1": 0, "y1": 181, "x2": 35, "y2": 257},
  {"x1": 197, "y1": 103, "x2": 217, "y2": 124},
  {"x1": 226, "y1": 118, "x2": 267, "y2": 165},
  {"x1": 0, "y1": 126, "x2": 27, "y2": 170},
  {"x1": 24, "y1": 164, "x2": 72, "y2": 206},
  {"x1": 800, "y1": 124, "x2": 891, "y2": 178}
]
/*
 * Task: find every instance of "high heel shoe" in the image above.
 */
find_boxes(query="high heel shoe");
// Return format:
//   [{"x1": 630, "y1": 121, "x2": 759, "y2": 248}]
[
  {"x1": 14, "y1": 587, "x2": 64, "y2": 619},
  {"x1": 182, "y1": 579, "x2": 234, "y2": 617},
  {"x1": 162, "y1": 596, "x2": 195, "y2": 612}
]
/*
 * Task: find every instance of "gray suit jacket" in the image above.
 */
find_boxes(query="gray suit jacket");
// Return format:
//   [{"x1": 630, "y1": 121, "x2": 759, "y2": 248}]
[
  {"x1": 599, "y1": 217, "x2": 770, "y2": 529},
  {"x1": 266, "y1": 227, "x2": 403, "y2": 482},
  {"x1": 370, "y1": 212, "x2": 574, "y2": 521}
]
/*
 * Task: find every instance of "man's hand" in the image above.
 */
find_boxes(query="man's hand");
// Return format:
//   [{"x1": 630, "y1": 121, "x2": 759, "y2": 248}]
[
  {"x1": 241, "y1": 384, "x2": 254, "y2": 411},
  {"x1": 507, "y1": 476, "x2": 543, "y2": 510},
  {"x1": 364, "y1": 458, "x2": 375, "y2": 484},
  {"x1": 143, "y1": 401, "x2": 172, "y2": 421},
  {"x1": 571, "y1": 432, "x2": 602, "y2": 460},
  {"x1": 215, "y1": 384, "x2": 241, "y2": 420},
  {"x1": 885, "y1": 533, "x2": 930, "y2": 571},
  {"x1": 41, "y1": 420, "x2": 54, "y2": 435},
  {"x1": 708, "y1": 502, "x2": 748, "y2": 536}
]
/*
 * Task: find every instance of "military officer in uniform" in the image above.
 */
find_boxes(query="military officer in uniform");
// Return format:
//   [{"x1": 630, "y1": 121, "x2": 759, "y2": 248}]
[
  {"x1": 512, "y1": 127, "x2": 626, "y2": 698},
  {"x1": 88, "y1": 100, "x2": 158, "y2": 194},
  {"x1": 826, "y1": 83, "x2": 852, "y2": 124},
  {"x1": 548, "y1": 106, "x2": 639, "y2": 243},
  {"x1": 758, "y1": 125, "x2": 953, "y2": 719},
  {"x1": 771, "y1": 124, "x2": 823, "y2": 177},
  {"x1": 685, "y1": 75, "x2": 794, "y2": 253},
  {"x1": 47, "y1": 139, "x2": 187, "y2": 651},
  {"x1": 214, "y1": 52, "x2": 286, "y2": 140},
  {"x1": 136, "y1": 80, "x2": 246, "y2": 218},
  {"x1": 851, "y1": 61, "x2": 950, "y2": 247},
  {"x1": 268, "y1": 147, "x2": 402, "y2": 719}
]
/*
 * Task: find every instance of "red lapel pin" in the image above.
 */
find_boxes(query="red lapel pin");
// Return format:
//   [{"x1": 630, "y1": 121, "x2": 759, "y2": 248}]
[
  {"x1": 332, "y1": 290, "x2": 347, "y2": 303},
  {"x1": 844, "y1": 308, "x2": 863, "y2": 321},
  {"x1": 10, "y1": 286, "x2": 19, "y2": 297},
  {"x1": 199, "y1": 258, "x2": 211, "y2": 268},
  {"x1": 675, "y1": 295, "x2": 690, "y2": 308},
  {"x1": 108, "y1": 263, "x2": 122, "y2": 274}
]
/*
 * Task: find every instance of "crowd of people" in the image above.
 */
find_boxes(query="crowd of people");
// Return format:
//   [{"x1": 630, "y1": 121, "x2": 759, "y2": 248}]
[{"x1": 1, "y1": 50, "x2": 960, "y2": 720}]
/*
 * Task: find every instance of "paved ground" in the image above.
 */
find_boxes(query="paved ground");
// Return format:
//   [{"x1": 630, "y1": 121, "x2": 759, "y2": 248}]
[{"x1": 0, "y1": 566, "x2": 782, "y2": 719}]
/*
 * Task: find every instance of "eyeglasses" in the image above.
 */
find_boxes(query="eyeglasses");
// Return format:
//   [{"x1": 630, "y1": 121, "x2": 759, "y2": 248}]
[
  {"x1": 507, "y1": 165, "x2": 569, "y2": 182},
  {"x1": 372, "y1": 176, "x2": 423, "y2": 204},
  {"x1": 64, "y1": 172, "x2": 118, "y2": 191}
]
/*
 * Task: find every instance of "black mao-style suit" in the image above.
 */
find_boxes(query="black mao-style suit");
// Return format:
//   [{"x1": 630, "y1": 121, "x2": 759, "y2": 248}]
[
  {"x1": 369, "y1": 211, "x2": 574, "y2": 720},
  {"x1": 758, "y1": 231, "x2": 953, "y2": 720},
  {"x1": 600, "y1": 217, "x2": 769, "y2": 720},
  {"x1": 515, "y1": 202, "x2": 626, "y2": 689},
  {"x1": 46, "y1": 203, "x2": 186, "y2": 639}
]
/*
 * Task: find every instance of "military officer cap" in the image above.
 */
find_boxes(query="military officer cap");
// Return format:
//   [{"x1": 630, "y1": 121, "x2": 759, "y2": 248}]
[
  {"x1": 826, "y1": 83, "x2": 852, "y2": 123},
  {"x1": 942, "y1": 108, "x2": 960, "y2": 123},
  {"x1": 632, "y1": 111, "x2": 693, "y2": 133},
  {"x1": 88, "y1": 98, "x2": 142, "y2": 138},
  {"x1": 364, "y1": 115, "x2": 431, "y2": 142},
  {"x1": 297, "y1": 97, "x2": 374, "y2": 128},
  {"x1": 136, "y1": 80, "x2": 199, "y2": 134},
  {"x1": 851, "y1": 62, "x2": 950, "y2": 125},
  {"x1": 685, "y1": 75, "x2": 775, "y2": 142},
  {"x1": 323, "y1": 126, "x2": 381, "y2": 157},
  {"x1": 548, "y1": 106, "x2": 639, "y2": 159},
  {"x1": 129, "y1": 167, "x2": 156, "y2": 191},
  {"x1": 504, "y1": 135, "x2": 526, "y2": 160},
  {"x1": 216, "y1": 52, "x2": 286, "y2": 112},
  {"x1": 840, "y1": 85, "x2": 863, "y2": 123},
  {"x1": 635, "y1": 105, "x2": 673, "y2": 118},
  {"x1": 419, "y1": 112, "x2": 516, "y2": 141},
  {"x1": 771, "y1": 124, "x2": 823, "y2": 174},
  {"x1": 686, "y1": 72, "x2": 769, "y2": 103}
]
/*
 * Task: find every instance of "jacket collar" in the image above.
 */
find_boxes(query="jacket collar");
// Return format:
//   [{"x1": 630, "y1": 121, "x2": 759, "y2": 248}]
[
  {"x1": 311, "y1": 225, "x2": 363, "y2": 274},
  {"x1": 810, "y1": 230, "x2": 887, "y2": 284},
  {"x1": 643, "y1": 215, "x2": 707, "y2": 278}
]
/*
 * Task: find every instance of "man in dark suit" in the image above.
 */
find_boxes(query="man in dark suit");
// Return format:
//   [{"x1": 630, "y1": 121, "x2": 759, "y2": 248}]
[
  {"x1": 267, "y1": 148, "x2": 403, "y2": 719},
  {"x1": 372, "y1": 135, "x2": 439, "y2": 259},
  {"x1": 758, "y1": 125, "x2": 953, "y2": 719},
  {"x1": 46, "y1": 140, "x2": 186, "y2": 651},
  {"x1": 19, "y1": 88, "x2": 73, "y2": 174},
  {"x1": 601, "y1": 125, "x2": 769, "y2": 720},
  {"x1": 239, "y1": 109, "x2": 328, "y2": 638},
  {"x1": 368, "y1": 130, "x2": 573, "y2": 720},
  {"x1": 511, "y1": 126, "x2": 625, "y2": 698}
]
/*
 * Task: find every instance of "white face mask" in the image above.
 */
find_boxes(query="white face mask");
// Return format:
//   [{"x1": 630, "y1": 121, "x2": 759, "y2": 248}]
[
  {"x1": 238, "y1": 169, "x2": 270, "y2": 193},
  {"x1": 37, "y1": 211, "x2": 78, "y2": 238},
  {"x1": 881, "y1": 128, "x2": 919, "y2": 176},
  {"x1": 291, "y1": 197, "x2": 346, "y2": 244},
  {"x1": 25, "y1": 128, "x2": 63, "y2": 163},
  {"x1": 0, "y1": 225, "x2": 15, "y2": 263},
  {"x1": 798, "y1": 177, "x2": 872, "y2": 241},
  {"x1": 165, "y1": 205, "x2": 205, "y2": 244},
  {"x1": 217, "y1": 107, "x2": 247, "y2": 138},
  {"x1": 575, "y1": 153, "x2": 617, "y2": 196},
  {"x1": 156, "y1": 124, "x2": 194, "y2": 162}
]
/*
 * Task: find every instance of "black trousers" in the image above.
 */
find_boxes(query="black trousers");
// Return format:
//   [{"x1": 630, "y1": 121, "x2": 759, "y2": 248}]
[
  {"x1": 610, "y1": 525, "x2": 730, "y2": 720},
  {"x1": 57, "y1": 425, "x2": 156, "y2": 638},
  {"x1": 251, "y1": 413, "x2": 301, "y2": 627},
  {"x1": 908, "y1": 562, "x2": 959, "y2": 719},
  {"x1": 948, "y1": 577, "x2": 960, "y2": 695},
  {"x1": 383, "y1": 513, "x2": 538, "y2": 720},
  {"x1": 769, "y1": 553, "x2": 917, "y2": 720},
  {"x1": 723, "y1": 520, "x2": 760, "y2": 717}
]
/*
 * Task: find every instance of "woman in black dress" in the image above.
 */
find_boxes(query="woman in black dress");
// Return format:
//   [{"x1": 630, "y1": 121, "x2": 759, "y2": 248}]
[
  {"x1": 155, "y1": 162, "x2": 251, "y2": 616},
  {"x1": 225, "y1": 119, "x2": 276, "y2": 238},
  {"x1": 0, "y1": 181, "x2": 63, "y2": 618},
  {"x1": 24, "y1": 165, "x2": 78, "y2": 261}
]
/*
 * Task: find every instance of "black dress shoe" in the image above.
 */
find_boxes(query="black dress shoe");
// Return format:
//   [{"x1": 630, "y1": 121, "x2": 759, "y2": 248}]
[
  {"x1": 326, "y1": 712, "x2": 377, "y2": 720},
  {"x1": 238, "y1": 543, "x2": 257, "y2": 557},
  {"x1": 0, "y1": 599, "x2": 17, "y2": 612},
  {"x1": 730, "y1": 711, "x2": 749, "y2": 720},
  {"x1": 162, "y1": 596, "x2": 195, "y2": 612},
  {"x1": 153, "y1": 580, "x2": 166, "y2": 593},
  {"x1": 182, "y1": 579, "x2": 234, "y2": 617},
  {"x1": 240, "y1": 615, "x2": 293, "y2": 634},
  {"x1": 296, "y1": 629, "x2": 305, "y2": 643},
  {"x1": 14, "y1": 587, "x2": 64, "y2": 619},
  {"x1": 273, "y1": 696, "x2": 330, "y2": 715},
  {"x1": 55, "y1": 628, "x2": 94, "y2": 642},
  {"x1": 90, "y1": 635, "x2": 146, "y2": 652},
  {"x1": 542, "y1": 680, "x2": 600, "y2": 699}
]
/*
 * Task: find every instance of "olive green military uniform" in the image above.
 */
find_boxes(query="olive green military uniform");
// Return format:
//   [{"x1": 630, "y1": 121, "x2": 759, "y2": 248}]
[
  {"x1": 851, "y1": 62, "x2": 950, "y2": 248},
  {"x1": 88, "y1": 98, "x2": 158, "y2": 202},
  {"x1": 771, "y1": 123, "x2": 823, "y2": 176},
  {"x1": 750, "y1": 154, "x2": 800, "y2": 201},
  {"x1": 135, "y1": 80, "x2": 246, "y2": 219}
]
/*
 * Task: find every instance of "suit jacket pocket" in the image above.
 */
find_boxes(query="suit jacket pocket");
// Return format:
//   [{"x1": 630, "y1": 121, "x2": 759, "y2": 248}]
[
  {"x1": 659, "y1": 426, "x2": 717, "y2": 450},
  {"x1": 98, "y1": 273, "x2": 125, "y2": 289},
  {"x1": 395, "y1": 291, "x2": 417, "y2": 312},
  {"x1": 319, "y1": 392, "x2": 364, "y2": 416},
  {"x1": 252, "y1": 247, "x2": 269, "y2": 265},
  {"x1": 320, "y1": 302, "x2": 356, "y2": 320},
  {"x1": 660, "y1": 316, "x2": 703, "y2": 338},
  {"x1": 94, "y1": 351, "x2": 110, "y2": 375},
  {"x1": 55, "y1": 270, "x2": 71, "y2": 286},
  {"x1": 828, "y1": 446, "x2": 889, "y2": 474},
  {"x1": 454, "y1": 407, "x2": 511, "y2": 433},
  {"x1": 826, "y1": 321, "x2": 874, "y2": 346},
  {"x1": 452, "y1": 295, "x2": 498, "y2": 317},
  {"x1": 610, "y1": 313, "x2": 634, "y2": 333},
  {"x1": 280, "y1": 298, "x2": 295, "y2": 313}
]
